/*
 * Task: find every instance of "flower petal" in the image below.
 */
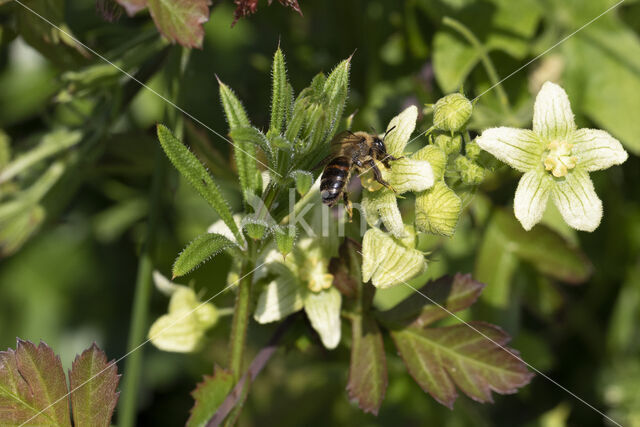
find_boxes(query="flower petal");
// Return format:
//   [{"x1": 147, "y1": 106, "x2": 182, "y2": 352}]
[
  {"x1": 476, "y1": 128, "x2": 544, "y2": 172},
  {"x1": 572, "y1": 129, "x2": 628, "y2": 172},
  {"x1": 254, "y1": 273, "x2": 304, "y2": 324},
  {"x1": 149, "y1": 313, "x2": 206, "y2": 353},
  {"x1": 388, "y1": 158, "x2": 434, "y2": 193},
  {"x1": 551, "y1": 170, "x2": 602, "y2": 232},
  {"x1": 514, "y1": 170, "x2": 552, "y2": 230},
  {"x1": 361, "y1": 189, "x2": 406, "y2": 238},
  {"x1": 362, "y1": 228, "x2": 426, "y2": 289},
  {"x1": 415, "y1": 181, "x2": 462, "y2": 236},
  {"x1": 383, "y1": 105, "x2": 418, "y2": 157},
  {"x1": 533, "y1": 81, "x2": 576, "y2": 140},
  {"x1": 304, "y1": 287, "x2": 342, "y2": 349}
]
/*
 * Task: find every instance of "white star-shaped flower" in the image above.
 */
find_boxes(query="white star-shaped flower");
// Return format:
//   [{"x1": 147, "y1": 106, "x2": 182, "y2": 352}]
[{"x1": 477, "y1": 81, "x2": 628, "y2": 231}]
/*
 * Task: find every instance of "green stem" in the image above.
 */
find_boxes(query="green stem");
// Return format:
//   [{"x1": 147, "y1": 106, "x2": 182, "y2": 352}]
[
  {"x1": 117, "y1": 146, "x2": 166, "y2": 427},
  {"x1": 229, "y1": 258, "x2": 254, "y2": 383},
  {"x1": 442, "y1": 16, "x2": 511, "y2": 113},
  {"x1": 118, "y1": 46, "x2": 189, "y2": 427}
]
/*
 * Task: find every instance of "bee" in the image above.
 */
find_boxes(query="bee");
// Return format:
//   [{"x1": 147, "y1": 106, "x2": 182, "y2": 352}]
[{"x1": 320, "y1": 127, "x2": 398, "y2": 216}]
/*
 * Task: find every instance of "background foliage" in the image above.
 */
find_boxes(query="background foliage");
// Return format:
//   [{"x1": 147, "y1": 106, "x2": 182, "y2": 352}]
[{"x1": 0, "y1": 0, "x2": 639, "y2": 425}]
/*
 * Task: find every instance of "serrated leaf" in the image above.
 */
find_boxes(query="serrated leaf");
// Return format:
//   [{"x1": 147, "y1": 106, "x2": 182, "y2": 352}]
[
  {"x1": 218, "y1": 80, "x2": 261, "y2": 198},
  {"x1": 157, "y1": 125, "x2": 243, "y2": 244},
  {"x1": 270, "y1": 48, "x2": 289, "y2": 135},
  {"x1": 391, "y1": 322, "x2": 533, "y2": 408},
  {"x1": 173, "y1": 233, "x2": 236, "y2": 278},
  {"x1": 347, "y1": 313, "x2": 387, "y2": 415},
  {"x1": 69, "y1": 344, "x2": 119, "y2": 427},
  {"x1": 377, "y1": 274, "x2": 485, "y2": 328},
  {"x1": 187, "y1": 367, "x2": 234, "y2": 427},
  {"x1": 0, "y1": 340, "x2": 71, "y2": 426},
  {"x1": 146, "y1": 0, "x2": 211, "y2": 49}
]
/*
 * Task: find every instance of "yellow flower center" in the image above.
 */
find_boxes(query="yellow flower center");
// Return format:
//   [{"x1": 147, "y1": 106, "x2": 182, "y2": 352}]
[{"x1": 543, "y1": 140, "x2": 577, "y2": 177}]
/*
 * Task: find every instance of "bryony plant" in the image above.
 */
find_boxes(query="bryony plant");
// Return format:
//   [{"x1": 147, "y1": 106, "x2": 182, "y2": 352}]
[
  {"x1": 476, "y1": 81, "x2": 628, "y2": 231},
  {"x1": 150, "y1": 45, "x2": 632, "y2": 423}
]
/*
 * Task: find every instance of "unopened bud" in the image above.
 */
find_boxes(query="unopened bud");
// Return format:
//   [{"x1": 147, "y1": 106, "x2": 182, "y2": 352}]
[{"x1": 433, "y1": 93, "x2": 472, "y2": 132}]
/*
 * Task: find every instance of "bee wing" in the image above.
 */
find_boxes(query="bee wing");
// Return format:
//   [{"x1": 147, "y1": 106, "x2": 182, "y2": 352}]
[{"x1": 312, "y1": 131, "x2": 361, "y2": 171}]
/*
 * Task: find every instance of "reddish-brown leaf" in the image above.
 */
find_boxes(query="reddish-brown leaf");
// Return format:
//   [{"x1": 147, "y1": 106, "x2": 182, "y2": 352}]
[
  {"x1": 147, "y1": 0, "x2": 211, "y2": 48},
  {"x1": 0, "y1": 340, "x2": 71, "y2": 426},
  {"x1": 69, "y1": 344, "x2": 120, "y2": 427},
  {"x1": 391, "y1": 322, "x2": 533, "y2": 408},
  {"x1": 233, "y1": 0, "x2": 302, "y2": 26},
  {"x1": 377, "y1": 273, "x2": 485, "y2": 328},
  {"x1": 347, "y1": 313, "x2": 387, "y2": 415}
]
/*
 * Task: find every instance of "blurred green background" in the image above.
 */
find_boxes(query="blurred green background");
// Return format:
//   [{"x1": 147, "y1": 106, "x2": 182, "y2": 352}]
[{"x1": 0, "y1": 0, "x2": 639, "y2": 425}]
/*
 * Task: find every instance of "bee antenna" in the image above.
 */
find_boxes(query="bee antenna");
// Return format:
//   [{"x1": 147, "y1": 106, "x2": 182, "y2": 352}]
[{"x1": 383, "y1": 125, "x2": 397, "y2": 141}]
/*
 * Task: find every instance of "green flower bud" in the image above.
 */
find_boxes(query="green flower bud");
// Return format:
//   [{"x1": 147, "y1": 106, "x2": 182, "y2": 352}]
[
  {"x1": 413, "y1": 145, "x2": 447, "y2": 180},
  {"x1": 415, "y1": 181, "x2": 462, "y2": 237},
  {"x1": 454, "y1": 155, "x2": 486, "y2": 185},
  {"x1": 243, "y1": 218, "x2": 269, "y2": 240},
  {"x1": 465, "y1": 139, "x2": 482, "y2": 161},
  {"x1": 433, "y1": 133, "x2": 462, "y2": 156},
  {"x1": 275, "y1": 225, "x2": 297, "y2": 258},
  {"x1": 433, "y1": 93, "x2": 472, "y2": 132}
]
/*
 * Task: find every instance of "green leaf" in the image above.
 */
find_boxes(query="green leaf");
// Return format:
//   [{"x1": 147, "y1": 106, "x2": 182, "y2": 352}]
[
  {"x1": 481, "y1": 210, "x2": 592, "y2": 285},
  {"x1": 270, "y1": 47, "x2": 289, "y2": 135},
  {"x1": 218, "y1": 79, "x2": 251, "y2": 130},
  {"x1": 0, "y1": 340, "x2": 71, "y2": 426},
  {"x1": 186, "y1": 367, "x2": 234, "y2": 427},
  {"x1": 377, "y1": 274, "x2": 485, "y2": 328},
  {"x1": 173, "y1": 232, "x2": 237, "y2": 278},
  {"x1": 69, "y1": 344, "x2": 119, "y2": 427},
  {"x1": 391, "y1": 322, "x2": 533, "y2": 408},
  {"x1": 564, "y1": 25, "x2": 640, "y2": 154},
  {"x1": 347, "y1": 313, "x2": 387, "y2": 415},
  {"x1": 156, "y1": 125, "x2": 243, "y2": 244},
  {"x1": 321, "y1": 57, "x2": 351, "y2": 136},
  {"x1": 218, "y1": 80, "x2": 261, "y2": 198},
  {"x1": 146, "y1": 0, "x2": 211, "y2": 49},
  {"x1": 229, "y1": 126, "x2": 272, "y2": 170}
]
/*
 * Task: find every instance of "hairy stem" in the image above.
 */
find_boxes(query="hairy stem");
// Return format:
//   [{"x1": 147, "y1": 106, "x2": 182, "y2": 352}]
[
  {"x1": 228, "y1": 258, "x2": 254, "y2": 383},
  {"x1": 442, "y1": 16, "x2": 511, "y2": 113}
]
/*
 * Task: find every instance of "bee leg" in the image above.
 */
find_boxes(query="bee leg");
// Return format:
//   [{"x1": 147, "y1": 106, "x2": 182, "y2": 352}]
[
  {"x1": 342, "y1": 191, "x2": 353, "y2": 221},
  {"x1": 368, "y1": 159, "x2": 397, "y2": 193},
  {"x1": 382, "y1": 154, "x2": 403, "y2": 169}
]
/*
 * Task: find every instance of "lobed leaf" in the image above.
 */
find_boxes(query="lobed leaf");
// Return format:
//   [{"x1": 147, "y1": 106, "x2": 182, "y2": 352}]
[
  {"x1": 377, "y1": 274, "x2": 485, "y2": 328},
  {"x1": 391, "y1": 322, "x2": 533, "y2": 408},
  {"x1": 186, "y1": 367, "x2": 234, "y2": 427},
  {"x1": 69, "y1": 344, "x2": 119, "y2": 427},
  {"x1": 347, "y1": 313, "x2": 387, "y2": 415},
  {"x1": 157, "y1": 125, "x2": 243, "y2": 244},
  {"x1": 0, "y1": 340, "x2": 71, "y2": 426},
  {"x1": 146, "y1": 0, "x2": 211, "y2": 49},
  {"x1": 173, "y1": 232, "x2": 237, "y2": 278}
]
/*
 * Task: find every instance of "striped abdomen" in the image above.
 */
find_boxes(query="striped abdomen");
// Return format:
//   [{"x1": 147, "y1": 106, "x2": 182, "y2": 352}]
[{"x1": 320, "y1": 156, "x2": 351, "y2": 206}]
